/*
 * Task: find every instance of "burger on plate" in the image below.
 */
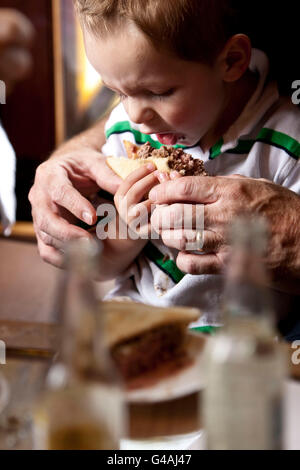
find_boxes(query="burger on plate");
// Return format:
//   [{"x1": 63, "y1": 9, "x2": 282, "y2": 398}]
[{"x1": 102, "y1": 300, "x2": 201, "y2": 380}]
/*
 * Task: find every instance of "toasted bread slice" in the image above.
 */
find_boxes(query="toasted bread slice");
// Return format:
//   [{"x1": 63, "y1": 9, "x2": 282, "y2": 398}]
[
  {"x1": 123, "y1": 140, "x2": 140, "y2": 159},
  {"x1": 106, "y1": 156, "x2": 170, "y2": 180}
]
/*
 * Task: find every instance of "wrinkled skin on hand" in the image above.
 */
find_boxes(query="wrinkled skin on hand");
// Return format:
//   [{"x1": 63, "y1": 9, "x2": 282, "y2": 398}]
[
  {"x1": 149, "y1": 174, "x2": 300, "y2": 294},
  {"x1": 29, "y1": 149, "x2": 121, "y2": 268}
]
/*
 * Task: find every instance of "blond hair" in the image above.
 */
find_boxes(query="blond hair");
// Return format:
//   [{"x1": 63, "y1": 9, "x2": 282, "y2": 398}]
[{"x1": 74, "y1": 0, "x2": 240, "y2": 64}]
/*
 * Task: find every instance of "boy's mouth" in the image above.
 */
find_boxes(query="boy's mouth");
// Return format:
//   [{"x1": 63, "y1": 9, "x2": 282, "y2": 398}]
[{"x1": 156, "y1": 133, "x2": 185, "y2": 146}]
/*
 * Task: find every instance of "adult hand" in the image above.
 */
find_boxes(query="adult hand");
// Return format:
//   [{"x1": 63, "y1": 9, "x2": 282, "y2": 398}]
[
  {"x1": 29, "y1": 148, "x2": 122, "y2": 268},
  {"x1": 0, "y1": 9, "x2": 34, "y2": 91},
  {"x1": 149, "y1": 175, "x2": 300, "y2": 294}
]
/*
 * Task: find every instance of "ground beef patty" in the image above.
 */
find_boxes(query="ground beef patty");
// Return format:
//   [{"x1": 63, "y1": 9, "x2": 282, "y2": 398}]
[
  {"x1": 111, "y1": 324, "x2": 186, "y2": 379},
  {"x1": 137, "y1": 141, "x2": 208, "y2": 176}
]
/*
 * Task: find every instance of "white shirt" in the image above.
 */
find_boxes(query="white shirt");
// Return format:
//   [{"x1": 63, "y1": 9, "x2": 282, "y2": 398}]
[{"x1": 101, "y1": 49, "x2": 300, "y2": 327}]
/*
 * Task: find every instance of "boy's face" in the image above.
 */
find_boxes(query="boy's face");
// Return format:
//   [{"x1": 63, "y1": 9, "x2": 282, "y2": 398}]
[{"x1": 84, "y1": 24, "x2": 226, "y2": 147}]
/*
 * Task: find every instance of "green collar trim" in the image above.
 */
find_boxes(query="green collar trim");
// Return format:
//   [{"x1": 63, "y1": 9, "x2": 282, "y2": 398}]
[
  {"x1": 106, "y1": 121, "x2": 300, "y2": 160},
  {"x1": 209, "y1": 138, "x2": 224, "y2": 159},
  {"x1": 143, "y1": 243, "x2": 185, "y2": 284},
  {"x1": 105, "y1": 121, "x2": 187, "y2": 150},
  {"x1": 209, "y1": 128, "x2": 300, "y2": 161},
  {"x1": 190, "y1": 326, "x2": 220, "y2": 335}
]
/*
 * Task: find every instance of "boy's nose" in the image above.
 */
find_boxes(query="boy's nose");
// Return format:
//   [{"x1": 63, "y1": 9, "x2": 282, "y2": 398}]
[{"x1": 126, "y1": 98, "x2": 154, "y2": 125}]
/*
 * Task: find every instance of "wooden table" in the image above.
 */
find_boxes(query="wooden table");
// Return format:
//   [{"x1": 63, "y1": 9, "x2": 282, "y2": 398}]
[
  {"x1": 0, "y1": 235, "x2": 299, "y2": 449},
  {"x1": 0, "y1": 236, "x2": 57, "y2": 323},
  {"x1": 0, "y1": 235, "x2": 201, "y2": 445},
  {"x1": 0, "y1": 319, "x2": 299, "y2": 448},
  {"x1": 0, "y1": 230, "x2": 114, "y2": 323},
  {"x1": 0, "y1": 320, "x2": 202, "y2": 440}
]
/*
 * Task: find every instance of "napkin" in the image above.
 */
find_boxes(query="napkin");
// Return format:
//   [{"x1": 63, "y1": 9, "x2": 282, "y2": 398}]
[{"x1": 0, "y1": 123, "x2": 16, "y2": 236}]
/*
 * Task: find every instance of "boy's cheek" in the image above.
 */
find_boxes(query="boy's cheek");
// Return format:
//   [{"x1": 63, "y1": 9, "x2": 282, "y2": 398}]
[
  {"x1": 168, "y1": 103, "x2": 204, "y2": 128},
  {"x1": 166, "y1": 103, "x2": 190, "y2": 124}
]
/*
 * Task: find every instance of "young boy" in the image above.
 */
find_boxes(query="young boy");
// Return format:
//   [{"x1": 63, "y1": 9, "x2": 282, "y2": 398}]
[{"x1": 74, "y1": 0, "x2": 300, "y2": 327}]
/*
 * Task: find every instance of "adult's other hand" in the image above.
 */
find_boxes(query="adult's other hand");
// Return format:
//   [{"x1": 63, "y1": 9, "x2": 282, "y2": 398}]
[
  {"x1": 29, "y1": 146, "x2": 121, "y2": 268},
  {"x1": 149, "y1": 175, "x2": 300, "y2": 294}
]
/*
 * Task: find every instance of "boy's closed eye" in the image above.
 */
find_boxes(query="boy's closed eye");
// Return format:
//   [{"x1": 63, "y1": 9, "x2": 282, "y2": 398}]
[
  {"x1": 116, "y1": 88, "x2": 175, "y2": 101},
  {"x1": 148, "y1": 88, "x2": 175, "y2": 98}
]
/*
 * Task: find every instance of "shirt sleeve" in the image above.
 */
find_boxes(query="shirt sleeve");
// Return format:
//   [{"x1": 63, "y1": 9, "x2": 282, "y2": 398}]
[
  {"x1": 281, "y1": 160, "x2": 300, "y2": 195},
  {"x1": 101, "y1": 102, "x2": 135, "y2": 158}
]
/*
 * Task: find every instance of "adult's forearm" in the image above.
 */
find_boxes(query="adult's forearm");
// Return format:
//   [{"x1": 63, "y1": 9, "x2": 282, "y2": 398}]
[{"x1": 52, "y1": 116, "x2": 107, "y2": 157}]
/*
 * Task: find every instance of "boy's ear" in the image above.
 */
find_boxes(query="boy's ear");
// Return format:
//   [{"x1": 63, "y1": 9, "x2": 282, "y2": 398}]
[{"x1": 217, "y1": 34, "x2": 252, "y2": 83}]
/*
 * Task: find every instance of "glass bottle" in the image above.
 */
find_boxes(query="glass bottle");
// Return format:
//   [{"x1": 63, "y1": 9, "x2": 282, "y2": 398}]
[
  {"x1": 202, "y1": 216, "x2": 287, "y2": 450},
  {"x1": 33, "y1": 238, "x2": 126, "y2": 450}
]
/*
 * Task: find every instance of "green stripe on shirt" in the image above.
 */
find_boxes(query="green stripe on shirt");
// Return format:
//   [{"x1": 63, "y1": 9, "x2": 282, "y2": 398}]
[
  {"x1": 143, "y1": 243, "x2": 186, "y2": 284},
  {"x1": 190, "y1": 326, "x2": 219, "y2": 335},
  {"x1": 107, "y1": 122, "x2": 299, "y2": 160},
  {"x1": 209, "y1": 128, "x2": 300, "y2": 160},
  {"x1": 209, "y1": 138, "x2": 224, "y2": 159},
  {"x1": 105, "y1": 121, "x2": 187, "y2": 149},
  {"x1": 257, "y1": 128, "x2": 300, "y2": 159}
]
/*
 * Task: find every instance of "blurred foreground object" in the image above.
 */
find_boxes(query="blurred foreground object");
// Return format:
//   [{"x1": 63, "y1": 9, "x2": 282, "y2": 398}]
[
  {"x1": 103, "y1": 300, "x2": 200, "y2": 381},
  {"x1": 202, "y1": 216, "x2": 288, "y2": 450},
  {"x1": 33, "y1": 238, "x2": 126, "y2": 450}
]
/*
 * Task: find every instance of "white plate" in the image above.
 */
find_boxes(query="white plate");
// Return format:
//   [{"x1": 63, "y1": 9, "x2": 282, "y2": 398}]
[{"x1": 125, "y1": 333, "x2": 206, "y2": 403}]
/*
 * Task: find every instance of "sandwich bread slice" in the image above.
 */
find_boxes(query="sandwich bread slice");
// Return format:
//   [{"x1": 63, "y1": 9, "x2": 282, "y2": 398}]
[{"x1": 106, "y1": 141, "x2": 208, "y2": 180}]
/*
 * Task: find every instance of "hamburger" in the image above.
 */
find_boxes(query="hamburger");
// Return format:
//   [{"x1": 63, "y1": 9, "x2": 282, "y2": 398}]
[
  {"x1": 106, "y1": 141, "x2": 208, "y2": 180},
  {"x1": 102, "y1": 300, "x2": 200, "y2": 380}
]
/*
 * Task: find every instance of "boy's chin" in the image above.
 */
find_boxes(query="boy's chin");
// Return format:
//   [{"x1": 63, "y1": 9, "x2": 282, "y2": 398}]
[{"x1": 177, "y1": 135, "x2": 201, "y2": 147}]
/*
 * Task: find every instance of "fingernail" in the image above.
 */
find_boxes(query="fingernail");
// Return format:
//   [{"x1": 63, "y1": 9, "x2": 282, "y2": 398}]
[
  {"x1": 147, "y1": 163, "x2": 156, "y2": 171},
  {"x1": 83, "y1": 211, "x2": 93, "y2": 225},
  {"x1": 170, "y1": 171, "x2": 179, "y2": 179},
  {"x1": 158, "y1": 172, "x2": 168, "y2": 182},
  {"x1": 149, "y1": 188, "x2": 157, "y2": 201}
]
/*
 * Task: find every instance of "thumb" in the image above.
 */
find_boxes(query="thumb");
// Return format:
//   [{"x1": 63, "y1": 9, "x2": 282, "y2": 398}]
[{"x1": 88, "y1": 156, "x2": 122, "y2": 195}]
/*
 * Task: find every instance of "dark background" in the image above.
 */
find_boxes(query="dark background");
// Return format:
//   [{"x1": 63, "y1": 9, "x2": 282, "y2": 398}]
[
  {"x1": 0, "y1": 0, "x2": 55, "y2": 221},
  {"x1": 0, "y1": 0, "x2": 299, "y2": 221},
  {"x1": 238, "y1": 1, "x2": 299, "y2": 96}
]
